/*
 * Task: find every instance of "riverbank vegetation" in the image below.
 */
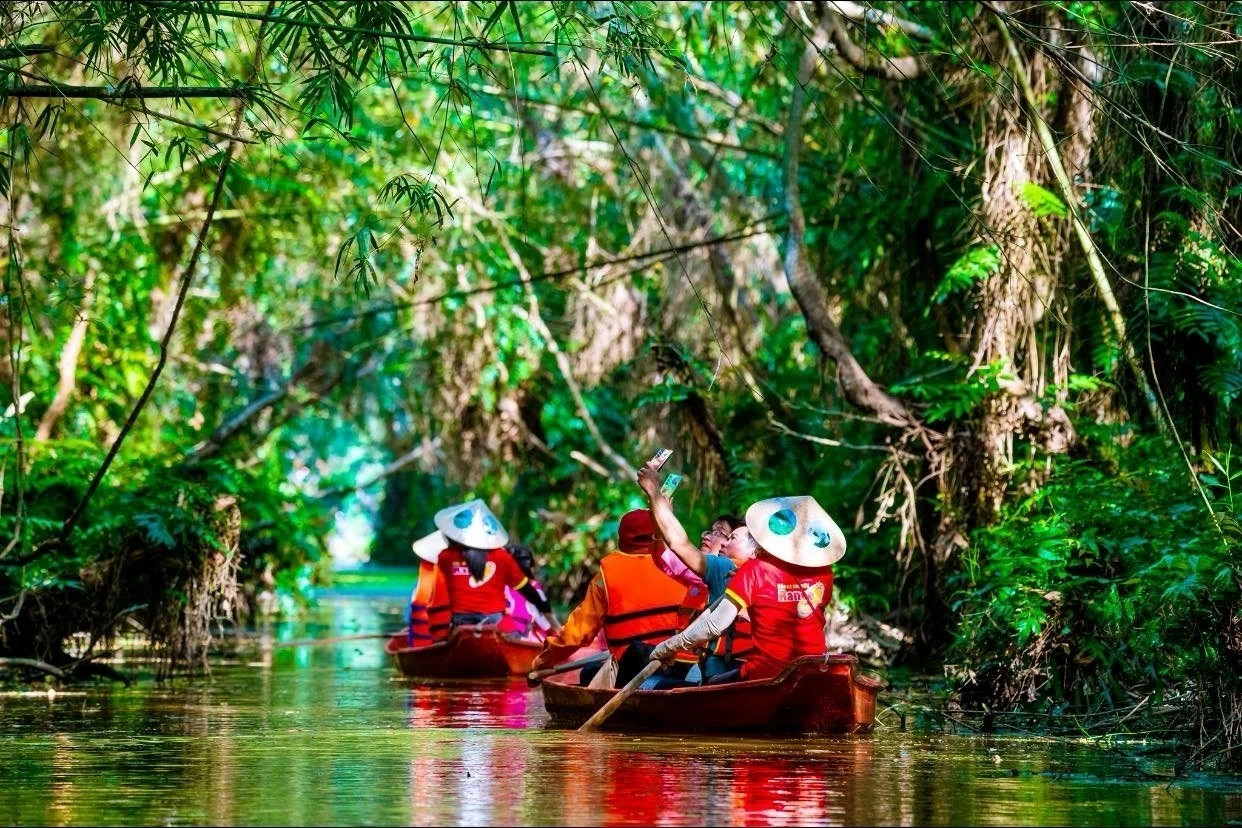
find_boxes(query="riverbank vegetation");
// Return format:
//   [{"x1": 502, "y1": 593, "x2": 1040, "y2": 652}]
[{"x1": 0, "y1": 1, "x2": 1238, "y2": 767}]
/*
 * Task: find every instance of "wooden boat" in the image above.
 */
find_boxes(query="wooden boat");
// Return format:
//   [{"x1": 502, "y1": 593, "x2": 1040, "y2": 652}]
[
  {"x1": 541, "y1": 653, "x2": 883, "y2": 734},
  {"x1": 386, "y1": 625, "x2": 542, "y2": 679}
]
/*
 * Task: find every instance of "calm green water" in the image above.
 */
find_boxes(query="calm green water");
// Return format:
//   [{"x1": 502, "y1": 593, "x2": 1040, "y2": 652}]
[{"x1": 2, "y1": 569, "x2": 1240, "y2": 826}]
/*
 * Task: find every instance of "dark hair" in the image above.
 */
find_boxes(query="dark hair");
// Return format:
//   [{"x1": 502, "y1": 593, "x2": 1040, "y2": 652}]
[
  {"x1": 712, "y1": 514, "x2": 745, "y2": 532},
  {"x1": 506, "y1": 543, "x2": 536, "y2": 579},
  {"x1": 461, "y1": 546, "x2": 490, "y2": 582}
]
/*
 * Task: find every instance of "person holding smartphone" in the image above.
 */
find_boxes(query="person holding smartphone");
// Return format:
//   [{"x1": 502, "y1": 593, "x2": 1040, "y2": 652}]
[
  {"x1": 650, "y1": 495, "x2": 845, "y2": 685},
  {"x1": 637, "y1": 459, "x2": 757, "y2": 683}
]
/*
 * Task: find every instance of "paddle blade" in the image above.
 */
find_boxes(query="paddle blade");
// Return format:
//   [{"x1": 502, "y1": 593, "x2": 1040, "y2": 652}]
[{"x1": 578, "y1": 659, "x2": 662, "y2": 732}]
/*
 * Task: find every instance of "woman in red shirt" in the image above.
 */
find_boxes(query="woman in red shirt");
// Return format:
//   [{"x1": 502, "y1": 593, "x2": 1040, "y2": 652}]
[
  {"x1": 651, "y1": 495, "x2": 845, "y2": 683},
  {"x1": 431, "y1": 499, "x2": 552, "y2": 628}
]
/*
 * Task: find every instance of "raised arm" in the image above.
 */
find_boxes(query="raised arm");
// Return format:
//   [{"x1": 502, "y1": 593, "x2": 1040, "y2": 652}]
[{"x1": 637, "y1": 461, "x2": 707, "y2": 578}]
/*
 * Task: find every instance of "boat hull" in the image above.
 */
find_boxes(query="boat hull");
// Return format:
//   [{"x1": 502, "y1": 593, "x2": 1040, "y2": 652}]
[
  {"x1": 386, "y1": 626, "x2": 542, "y2": 679},
  {"x1": 541, "y1": 654, "x2": 882, "y2": 734}
]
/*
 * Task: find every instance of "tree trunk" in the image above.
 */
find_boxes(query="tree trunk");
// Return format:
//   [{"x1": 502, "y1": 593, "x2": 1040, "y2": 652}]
[
  {"x1": 937, "y1": 6, "x2": 1079, "y2": 550},
  {"x1": 35, "y1": 269, "x2": 97, "y2": 441}
]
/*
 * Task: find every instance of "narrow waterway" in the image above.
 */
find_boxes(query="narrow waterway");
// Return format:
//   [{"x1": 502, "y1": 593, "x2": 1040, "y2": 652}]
[{"x1": 2, "y1": 570, "x2": 1240, "y2": 826}]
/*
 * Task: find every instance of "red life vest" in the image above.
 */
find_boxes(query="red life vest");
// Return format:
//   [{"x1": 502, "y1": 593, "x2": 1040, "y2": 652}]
[
  {"x1": 408, "y1": 560, "x2": 451, "y2": 646},
  {"x1": 600, "y1": 552, "x2": 692, "y2": 659}
]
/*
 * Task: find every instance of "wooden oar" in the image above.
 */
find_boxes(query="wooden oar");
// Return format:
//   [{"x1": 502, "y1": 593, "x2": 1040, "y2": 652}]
[
  {"x1": 274, "y1": 631, "x2": 399, "y2": 649},
  {"x1": 526, "y1": 651, "x2": 605, "y2": 685},
  {"x1": 526, "y1": 652, "x2": 609, "y2": 687},
  {"x1": 578, "y1": 659, "x2": 662, "y2": 732}
]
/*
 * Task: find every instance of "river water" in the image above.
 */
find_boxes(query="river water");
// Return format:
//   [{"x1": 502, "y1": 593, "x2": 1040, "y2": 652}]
[{"x1": 2, "y1": 570, "x2": 1240, "y2": 826}]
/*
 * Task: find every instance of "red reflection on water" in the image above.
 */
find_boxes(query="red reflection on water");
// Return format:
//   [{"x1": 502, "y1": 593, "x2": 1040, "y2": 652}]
[
  {"x1": 399, "y1": 680, "x2": 877, "y2": 825},
  {"x1": 403, "y1": 680, "x2": 536, "y2": 729},
  {"x1": 553, "y1": 738, "x2": 876, "y2": 826}
]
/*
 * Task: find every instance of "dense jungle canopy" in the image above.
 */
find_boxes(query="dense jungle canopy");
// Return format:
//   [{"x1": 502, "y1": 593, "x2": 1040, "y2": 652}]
[{"x1": 0, "y1": 0, "x2": 1240, "y2": 766}]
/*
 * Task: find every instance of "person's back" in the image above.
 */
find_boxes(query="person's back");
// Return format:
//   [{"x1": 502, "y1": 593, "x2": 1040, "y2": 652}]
[
  {"x1": 597, "y1": 548, "x2": 689, "y2": 657},
  {"x1": 429, "y1": 498, "x2": 552, "y2": 628},
  {"x1": 531, "y1": 509, "x2": 692, "y2": 687},
  {"x1": 407, "y1": 531, "x2": 453, "y2": 647},
  {"x1": 724, "y1": 553, "x2": 832, "y2": 680},
  {"x1": 406, "y1": 558, "x2": 451, "y2": 646},
  {"x1": 498, "y1": 543, "x2": 554, "y2": 642},
  {"x1": 439, "y1": 543, "x2": 529, "y2": 624}
]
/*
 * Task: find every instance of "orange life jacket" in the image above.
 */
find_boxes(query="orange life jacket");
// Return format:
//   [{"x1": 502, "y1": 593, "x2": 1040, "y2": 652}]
[
  {"x1": 408, "y1": 561, "x2": 451, "y2": 646},
  {"x1": 600, "y1": 552, "x2": 692, "y2": 659}
]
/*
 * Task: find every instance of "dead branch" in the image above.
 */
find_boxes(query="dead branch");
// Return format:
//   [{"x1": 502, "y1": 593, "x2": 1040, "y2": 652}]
[
  {"x1": 314, "y1": 446, "x2": 429, "y2": 500},
  {"x1": 826, "y1": 1, "x2": 934, "y2": 40},
  {"x1": 0, "y1": 657, "x2": 66, "y2": 679},
  {"x1": 188, "y1": 386, "x2": 291, "y2": 461},
  {"x1": 34, "y1": 270, "x2": 96, "y2": 441},
  {"x1": 821, "y1": 7, "x2": 926, "y2": 80}
]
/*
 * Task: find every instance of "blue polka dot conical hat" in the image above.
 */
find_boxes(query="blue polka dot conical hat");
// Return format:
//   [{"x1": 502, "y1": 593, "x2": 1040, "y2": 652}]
[
  {"x1": 745, "y1": 496, "x2": 846, "y2": 568},
  {"x1": 433, "y1": 499, "x2": 510, "y2": 549},
  {"x1": 411, "y1": 530, "x2": 449, "y2": 563}
]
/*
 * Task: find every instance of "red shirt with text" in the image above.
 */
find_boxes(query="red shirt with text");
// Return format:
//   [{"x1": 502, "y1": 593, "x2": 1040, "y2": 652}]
[
  {"x1": 724, "y1": 554, "x2": 833, "y2": 680},
  {"x1": 437, "y1": 546, "x2": 529, "y2": 616}
]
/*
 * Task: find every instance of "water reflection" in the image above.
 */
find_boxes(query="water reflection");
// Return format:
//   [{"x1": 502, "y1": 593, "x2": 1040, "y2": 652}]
[
  {"x1": 1, "y1": 580, "x2": 1240, "y2": 826},
  {"x1": 404, "y1": 680, "x2": 539, "y2": 729}
]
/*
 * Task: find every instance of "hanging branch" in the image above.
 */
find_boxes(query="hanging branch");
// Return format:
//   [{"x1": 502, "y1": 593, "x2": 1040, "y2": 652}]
[
  {"x1": 145, "y1": 2, "x2": 556, "y2": 57},
  {"x1": 51, "y1": 2, "x2": 279, "y2": 548},
  {"x1": 780, "y1": 1, "x2": 919, "y2": 429},
  {"x1": 987, "y1": 6, "x2": 1165, "y2": 429},
  {"x1": 825, "y1": 1, "x2": 934, "y2": 40}
]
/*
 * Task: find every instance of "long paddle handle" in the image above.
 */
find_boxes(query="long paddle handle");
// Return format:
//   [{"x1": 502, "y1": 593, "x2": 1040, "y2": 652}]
[
  {"x1": 578, "y1": 659, "x2": 662, "y2": 732},
  {"x1": 275, "y1": 631, "x2": 401, "y2": 649},
  {"x1": 526, "y1": 652, "x2": 609, "y2": 686}
]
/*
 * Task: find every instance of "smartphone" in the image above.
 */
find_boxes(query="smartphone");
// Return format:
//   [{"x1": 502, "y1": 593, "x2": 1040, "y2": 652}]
[
  {"x1": 648, "y1": 448, "x2": 673, "y2": 470},
  {"x1": 660, "y1": 473, "x2": 683, "y2": 497}
]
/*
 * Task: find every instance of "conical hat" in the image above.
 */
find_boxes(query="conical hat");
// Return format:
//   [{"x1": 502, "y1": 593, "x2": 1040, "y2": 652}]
[
  {"x1": 411, "y1": 530, "x2": 449, "y2": 563},
  {"x1": 744, "y1": 495, "x2": 846, "y2": 568},
  {"x1": 433, "y1": 499, "x2": 509, "y2": 549}
]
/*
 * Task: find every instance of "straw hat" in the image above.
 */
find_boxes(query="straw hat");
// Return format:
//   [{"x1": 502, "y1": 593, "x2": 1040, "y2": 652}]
[
  {"x1": 433, "y1": 499, "x2": 510, "y2": 549},
  {"x1": 744, "y1": 495, "x2": 846, "y2": 568},
  {"x1": 411, "y1": 530, "x2": 448, "y2": 563}
]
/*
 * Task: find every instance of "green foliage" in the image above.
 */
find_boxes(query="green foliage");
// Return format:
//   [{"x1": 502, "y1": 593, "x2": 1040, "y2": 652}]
[
  {"x1": 891, "y1": 354, "x2": 1010, "y2": 422},
  {"x1": 931, "y1": 246, "x2": 999, "y2": 304},
  {"x1": 950, "y1": 434, "x2": 1240, "y2": 710},
  {"x1": 1018, "y1": 182, "x2": 1068, "y2": 219},
  {"x1": 0, "y1": 4, "x2": 1237, "y2": 761}
]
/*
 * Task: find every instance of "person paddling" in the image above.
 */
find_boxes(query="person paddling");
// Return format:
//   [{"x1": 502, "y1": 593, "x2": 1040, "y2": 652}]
[
  {"x1": 430, "y1": 499, "x2": 554, "y2": 629},
  {"x1": 650, "y1": 496, "x2": 843, "y2": 684},
  {"x1": 405, "y1": 530, "x2": 453, "y2": 647},
  {"x1": 530, "y1": 509, "x2": 694, "y2": 688}
]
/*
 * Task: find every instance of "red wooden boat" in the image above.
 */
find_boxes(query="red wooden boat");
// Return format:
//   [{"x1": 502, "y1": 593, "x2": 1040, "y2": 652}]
[
  {"x1": 386, "y1": 625, "x2": 542, "y2": 679},
  {"x1": 541, "y1": 653, "x2": 883, "y2": 734}
]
